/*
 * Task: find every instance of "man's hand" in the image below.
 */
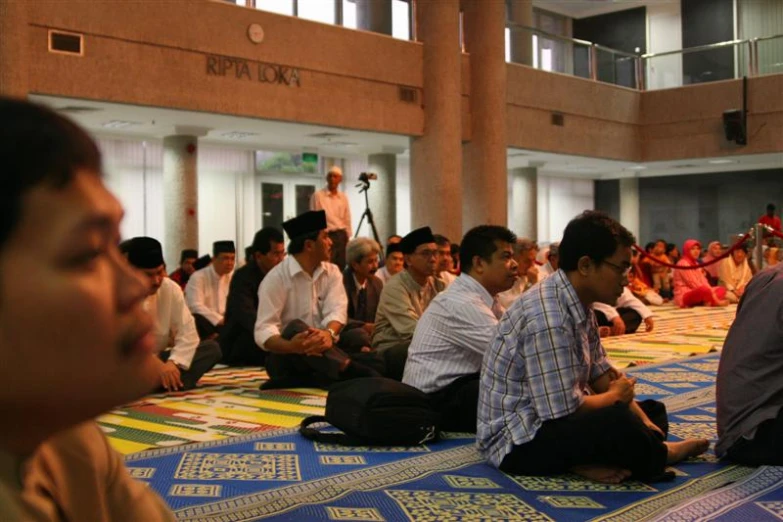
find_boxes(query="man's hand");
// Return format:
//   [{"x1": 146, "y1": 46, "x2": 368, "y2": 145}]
[
  {"x1": 607, "y1": 375, "x2": 636, "y2": 404},
  {"x1": 362, "y1": 322, "x2": 375, "y2": 335},
  {"x1": 217, "y1": 317, "x2": 225, "y2": 327},
  {"x1": 611, "y1": 316, "x2": 626, "y2": 336},
  {"x1": 289, "y1": 329, "x2": 329, "y2": 356},
  {"x1": 644, "y1": 317, "x2": 654, "y2": 332},
  {"x1": 160, "y1": 360, "x2": 184, "y2": 391}
]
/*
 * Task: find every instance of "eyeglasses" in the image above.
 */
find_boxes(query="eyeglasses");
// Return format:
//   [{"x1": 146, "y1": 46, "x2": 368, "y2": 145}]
[
  {"x1": 415, "y1": 249, "x2": 438, "y2": 258},
  {"x1": 603, "y1": 260, "x2": 631, "y2": 277}
]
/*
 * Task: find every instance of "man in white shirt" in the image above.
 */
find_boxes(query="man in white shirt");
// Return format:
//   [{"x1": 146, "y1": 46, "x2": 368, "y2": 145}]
[
  {"x1": 185, "y1": 240, "x2": 236, "y2": 339},
  {"x1": 403, "y1": 226, "x2": 518, "y2": 432},
  {"x1": 125, "y1": 237, "x2": 222, "y2": 390},
  {"x1": 434, "y1": 234, "x2": 457, "y2": 286},
  {"x1": 593, "y1": 287, "x2": 655, "y2": 336},
  {"x1": 539, "y1": 242, "x2": 560, "y2": 280},
  {"x1": 497, "y1": 238, "x2": 539, "y2": 309},
  {"x1": 310, "y1": 165, "x2": 351, "y2": 269},
  {"x1": 255, "y1": 210, "x2": 381, "y2": 389},
  {"x1": 375, "y1": 243, "x2": 404, "y2": 284}
]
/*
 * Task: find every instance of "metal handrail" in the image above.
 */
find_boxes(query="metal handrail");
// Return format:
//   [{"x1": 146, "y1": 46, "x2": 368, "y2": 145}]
[{"x1": 641, "y1": 39, "x2": 745, "y2": 59}]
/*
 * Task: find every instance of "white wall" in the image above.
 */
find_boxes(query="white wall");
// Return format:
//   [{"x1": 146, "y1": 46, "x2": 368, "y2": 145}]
[
  {"x1": 536, "y1": 175, "x2": 594, "y2": 243},
  {"x1": 646, "y1": 2, "x2": 683, "y2": 90}
]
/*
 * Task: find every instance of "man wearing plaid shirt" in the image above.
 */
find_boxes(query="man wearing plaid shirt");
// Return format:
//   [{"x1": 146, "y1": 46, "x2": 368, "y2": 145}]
[{"x1": 478, "y1": 211, "x2": 709, "y2": 484}]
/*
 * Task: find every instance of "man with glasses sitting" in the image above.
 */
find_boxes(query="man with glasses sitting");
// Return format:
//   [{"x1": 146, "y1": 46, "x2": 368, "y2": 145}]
[{"x1": 372, "y1": 227, "x2": 446, "y2": 380}]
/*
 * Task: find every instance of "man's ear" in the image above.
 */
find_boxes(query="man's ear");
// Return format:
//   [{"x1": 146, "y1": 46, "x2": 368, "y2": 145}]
[
  {"x1": 576, "y1": 255, "x2": 592, "y2": 276},
  {"x1": 472, "y1": 255, "x2": 485, "y2": 274}
]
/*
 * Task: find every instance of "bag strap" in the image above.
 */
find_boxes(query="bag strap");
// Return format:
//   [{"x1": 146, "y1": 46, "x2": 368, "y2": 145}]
[{"x1": 299, "y1": 415, "x2": 363, "y2": 445}]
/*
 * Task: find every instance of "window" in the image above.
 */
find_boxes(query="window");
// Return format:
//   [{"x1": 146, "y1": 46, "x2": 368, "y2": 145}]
[
  {"x1": 256, "y1": 0, "x2": 294, "y2": 16},
  {"x1": 342, "y1": 0, "x2": 357, "y2": 29},
  {"x1": 298, "y1": 0, "x2": 335, "y2": 24},
  {"x1": 392, "y1": 0, "x2": 410, "y2": 40}
]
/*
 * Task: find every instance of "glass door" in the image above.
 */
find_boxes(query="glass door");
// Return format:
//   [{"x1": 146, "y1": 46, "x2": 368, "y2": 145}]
[{"x1": 258, "y1": 176, "x2": 319, "y2": 236}]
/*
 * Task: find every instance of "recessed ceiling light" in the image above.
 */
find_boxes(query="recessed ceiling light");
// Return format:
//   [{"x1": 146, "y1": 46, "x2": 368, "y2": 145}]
[
  {"x1": 101, "y1": 120, "x2": 142, "y2": 129},
  {"x1": 627, "y1": 165, "x2": 646, "y2": 170},
  {"x1": 221, "y1": 131, "x2": 260, "y2": 140},
  {"x1": 708, "y1": 159, "x2": 736, "y2": 164}
]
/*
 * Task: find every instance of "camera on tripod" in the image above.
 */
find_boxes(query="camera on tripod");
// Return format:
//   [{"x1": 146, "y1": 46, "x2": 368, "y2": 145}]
[{"x1": 358, "y1": 172, "x2": 378, "y2": 183}]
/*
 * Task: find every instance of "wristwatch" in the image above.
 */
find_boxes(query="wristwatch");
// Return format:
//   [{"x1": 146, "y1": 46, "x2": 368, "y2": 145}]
[{"x1": 326, "y1": 327, "x2": 340, "y2": 344}]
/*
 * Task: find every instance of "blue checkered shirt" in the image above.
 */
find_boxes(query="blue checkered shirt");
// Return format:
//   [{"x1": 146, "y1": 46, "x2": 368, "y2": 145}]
[{"x1": 477, "y1": 269, "x2": 612, "y2": 467}]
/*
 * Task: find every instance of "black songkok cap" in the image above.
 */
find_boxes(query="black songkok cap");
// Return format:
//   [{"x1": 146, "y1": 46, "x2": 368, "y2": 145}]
[
  {"x1": 126, "y1": 237, "x2": 165, "y2": 269},
  {"x1": 400, "y1": 226, "x2": 435, "y2": 255},
  {"x1": 282, "y1": 210, "x2": 327, "y2": 240},
  {"x1": 194, "y1": 254, "x2": 212, "y2": 270},
  {"x1": 180, "y1": 249, "x2": 198, "y2": 262},
  {"x1": 213, "y1": 241, "x2": 236, "y2": 256},
  {"x1": 385, "y1": 243, "x2": 403, "y2": 257}
]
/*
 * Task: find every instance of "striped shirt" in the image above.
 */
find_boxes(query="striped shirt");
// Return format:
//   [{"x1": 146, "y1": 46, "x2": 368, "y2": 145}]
[
  {"x1": 477, "y1": 269, "x2": 612, "y2": 467},
  {"x1": 403, "y1": 274, "x2": 503, "y2": 394}
]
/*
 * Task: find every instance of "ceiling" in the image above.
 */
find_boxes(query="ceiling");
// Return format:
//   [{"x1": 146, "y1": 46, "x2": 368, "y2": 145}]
[
  {"x1": 32, "y1": 94, "x2": 783, "y2": 180},
  {"x1": 533, "y1": 0, "x2": 663, "y2": 19}
]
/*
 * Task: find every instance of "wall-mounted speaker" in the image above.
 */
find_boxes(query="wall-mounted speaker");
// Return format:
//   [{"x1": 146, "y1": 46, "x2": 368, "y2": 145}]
[{"x1": 723, "y1": 109, "x2": 747, "y2": 145}]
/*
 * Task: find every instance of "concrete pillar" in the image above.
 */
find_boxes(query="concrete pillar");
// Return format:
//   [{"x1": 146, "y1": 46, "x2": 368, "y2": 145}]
[
  {"x1": 356, "y1": 0, "x2": 392, "y2": 35},
  {"x1": 365, "y1": 153, "x2": 397, "y2": 242},
  {"x1": 508, "y1": 0, "x2": 534, "y2": 66},
  {"x1": 619, "y1": 177, "x2": 640, "y2": 240},
  {"x1": 509, "y1": 167, "x2": 537, "y2": 239},
  {"x1": 163, "y1": 135, "x2": 199, "y2": 269},
  {"x1": 462, "y1": 0, "x2": 508, "y2": 230},
  {"x1": 409, "y1": 0, "x2": 462, "y2": 240},
  {"x1": 0, "y1": 0, "x2": 29, "y2": 98}
]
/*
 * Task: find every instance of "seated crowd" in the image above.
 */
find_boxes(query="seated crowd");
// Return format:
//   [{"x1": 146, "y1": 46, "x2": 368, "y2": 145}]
[{"x1": 3, "y1": 97, "x2": 783, "y2": 521}]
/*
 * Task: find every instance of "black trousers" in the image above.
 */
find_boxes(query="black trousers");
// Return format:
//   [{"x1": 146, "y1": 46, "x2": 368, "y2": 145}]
[
  {"x1": 220, "y1": 330, "x2": 265, "y2": 367},
  {"x1": 595, "y1": 307, "x2": 643, "y2": 334},
  {"x1": 380, "y1": 342, "x2": 410, "y2": 381},
  {"x1": 430, "y1": 373, "x2": 480, "y2": 433},
  {"x1": 726, "y1": 407, "x2": 783, "y2": 466},
  {"x1": 262, "y1": 320, "x2": 384, "y2": 389},
  {"x1": 500, "y1": 400, "x2": 669, "y2": 481},
  {"x1": 193, "y1": 314, "x2": 222, "y2": 340},
  {"x1": 328, "y1": 229, "x2": 349, "y2": 270},
  {"x1": 158, "y1": 340, "x2": 223, "y2": 390}
]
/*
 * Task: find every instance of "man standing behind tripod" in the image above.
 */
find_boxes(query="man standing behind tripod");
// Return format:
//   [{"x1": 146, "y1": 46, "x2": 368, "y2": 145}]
[{"x1": 311, "y1": 165, "x2": 351, "y2": 269}]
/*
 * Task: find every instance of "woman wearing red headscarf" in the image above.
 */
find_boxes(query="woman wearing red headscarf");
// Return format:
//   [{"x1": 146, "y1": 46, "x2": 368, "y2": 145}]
[{"x1": 673, "y1": 239, "x2": 729, "y2": 307}]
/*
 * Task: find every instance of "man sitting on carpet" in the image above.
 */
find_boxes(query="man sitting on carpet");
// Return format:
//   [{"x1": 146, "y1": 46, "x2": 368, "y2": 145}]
[
  {"x1": 0, "y1": 97, "x2": 174, "y2": 520},
  {"x1": 169, "y1": 248, "x2": 198, "y2": 291},
  {"x1": 403, "y1": 225, "x2": 518, "y2": 432},
  {"x1": 125, "y1": 237, "x2": 223, "y2": 391},
  {"x1": 593, "y1": 286, "x2": 654, "y2": 336},
  {"x1": 716, "y1": 261, "x2": 783, "y2": 465},
  {"x1": 254, "y1": 210, "x2": 380, "y2": 389},
  {"x1": 221, "y1": 227, "x2": 286, "y2": 366},
  {"x1": 185, "y1": 240, "x2": 236, "y2": 340},
  {"x1": 478, "y1": 210, "x2": 709, "y2": 484}
]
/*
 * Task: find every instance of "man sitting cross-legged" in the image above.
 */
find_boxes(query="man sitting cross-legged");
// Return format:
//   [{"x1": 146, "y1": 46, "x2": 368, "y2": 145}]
[
  {"x1": 124, "y1": 237, "x2": 223, "y2": 391},
  {"x1": 0, "y1": 98, "x2": 174, "y2": 521},
  {"x1": 185, "y1": 240, "x2": 235, "y2": 340},
  {"x1": 255, "y1": 211, "x2": 381, "y2": 389},
  {"x1": 478, "y1": 211, "x2": 709, "y2": 484},
  {"x1": 221, "y1": 227, "x2": 286, "y2": 366},
  {"x1": 169, "y1": 248, "x2": 197, "y2": 291},
  {"x1": 372, "y1": 227, "x2": 447, "y2": 380},
  {"x1": 403, "y1": 225, "x2": 518, "y2": 432}
]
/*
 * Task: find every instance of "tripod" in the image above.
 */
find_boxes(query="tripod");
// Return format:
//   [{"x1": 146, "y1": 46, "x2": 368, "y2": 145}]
[{"x1": 354, "y1": 181, "x2": 383, "y2": 253}]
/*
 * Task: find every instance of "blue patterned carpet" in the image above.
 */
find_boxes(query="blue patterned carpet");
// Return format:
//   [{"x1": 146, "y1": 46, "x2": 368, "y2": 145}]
[{"x1": 123, "y1": 353, "x2": 783, "y2": 521}]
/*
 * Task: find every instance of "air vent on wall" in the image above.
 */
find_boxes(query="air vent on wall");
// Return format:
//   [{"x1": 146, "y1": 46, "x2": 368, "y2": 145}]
[
  {"x1": 399, "y1": 86, "x2": 418, "y2": 104},
  {"x1": 48, "y1": 30, "x2": 83, "y2": 56},
  {"x1": 551, "y1": 113, "x2": 565, "y2": 126}
]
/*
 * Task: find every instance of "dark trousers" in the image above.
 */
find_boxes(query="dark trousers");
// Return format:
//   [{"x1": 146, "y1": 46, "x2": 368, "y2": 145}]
[
  {"x1": 193, "y1": 314, "x2": 222, "y2": 340},
  {"x1": 430, "y1": 373, "x2": 480, "y2": 433},
  {"x1": 220, "y1": 330, "x2": 265, "y2": 367},
  {"x1": 262, "y1": 320, "x2": 383, "y2": 389},
  {"x1": 595, "y1": 307, "x2": 643, "y2": 334},
  {"x1": 328, "y1": 229, "x2": 348, "y2": 270},
  {"x1": 380, "y1": 342, "x2": 411, "y2": 381},
  {"x1": 726, "y1": 407, "x2": 783, "y2": 466},
  {"x1": 500, "y1": 400, "x2": 669, "y2": 481},
  {"x1": 158, "y1": 340, "x2": 222, "y2": 390}
]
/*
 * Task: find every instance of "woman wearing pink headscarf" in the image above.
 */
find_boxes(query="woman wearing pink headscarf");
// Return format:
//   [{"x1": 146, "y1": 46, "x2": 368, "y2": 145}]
[{"x1": 673, "y1": 239, "x2": 729, "y2": 307}]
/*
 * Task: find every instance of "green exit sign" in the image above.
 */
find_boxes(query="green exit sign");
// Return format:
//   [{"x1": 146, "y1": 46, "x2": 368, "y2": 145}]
[{"x1": 302, "y1": 152, "x2": 318, "y2": 164}]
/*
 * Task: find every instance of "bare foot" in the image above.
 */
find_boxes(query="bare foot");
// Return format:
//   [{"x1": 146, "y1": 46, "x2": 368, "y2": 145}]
[
  {"x1": 598, "y1": 326, "x2": 612, "y2": 338},
  {"x1": 665, "y1": 439, "x2": 709, "y2": 464},
  {"x1": 571, "y1": 465, "x2": 632, "y2": 484}
]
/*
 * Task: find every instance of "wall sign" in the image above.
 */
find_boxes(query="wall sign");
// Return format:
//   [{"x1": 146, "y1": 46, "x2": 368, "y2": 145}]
[{"x1": 206, "y1": 55, "x2": 301, "y2": 87}]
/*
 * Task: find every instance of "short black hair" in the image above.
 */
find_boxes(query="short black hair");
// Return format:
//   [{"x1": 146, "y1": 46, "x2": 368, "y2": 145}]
[
  {"x1": 768, "y1": 203, "x2": 776, "y2": 212},
  {"x1": 645, "y1": 241, "x2": 656, "y2": 252},
  {"x1": 251, "y1": 227, "x2": 284, "y2": 255},
  {"x1": 0, "y1": 98, "x2": 102, "y2": 251},
  {"x1": 288, "y1": 230, "x2": 320, "y2": 255},
  {"x1": 460, "y1": 225, "x2": 517, "y2": 274},
  {"x1": 433, "y1": 234, "x2": 451, "y2": 247},
  {"x1": 559, "y1": 211, "x2": 636, "y2": 272},
  {"x1": 666, "y1": 243, "x2": 677, "y2": 253}
]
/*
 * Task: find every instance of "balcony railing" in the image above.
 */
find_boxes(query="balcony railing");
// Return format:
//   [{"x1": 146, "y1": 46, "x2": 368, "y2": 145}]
[{"x1": 506, "y1": 23, "x2": 783, "y2": 91}]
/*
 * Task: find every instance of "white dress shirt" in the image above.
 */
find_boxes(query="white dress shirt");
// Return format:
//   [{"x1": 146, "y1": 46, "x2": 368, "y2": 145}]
[
  {"x1": 185, "y1": 265, "x2": 233, "y2": 326},
  {"x1": 539, "y1": 262, "x2": 556, "y2": 280},
  {"x1": 403, "y1": 274, "x2": 503, "y2": 394},
  {"x1": 310, "y1": 188, "x2": 352, "y2": 236},
  {"x1": 144, "y1": 278, "x2": 200, "y2": 370},
  {"x1": 375, "y1": 266, "x2": 392, "y2": 285},
  {"x1": 496, "y1": 269, "x2": 538, "y2": 310},
  {"x1": 438, "y1": 271, "x2": 457, "y2": 287},
  {"x1": 592, "y1": 287, "x2": 653, "y2": 322},
  {"x1": 254, "y1": 255, "x2": 348, "y2": 349}
]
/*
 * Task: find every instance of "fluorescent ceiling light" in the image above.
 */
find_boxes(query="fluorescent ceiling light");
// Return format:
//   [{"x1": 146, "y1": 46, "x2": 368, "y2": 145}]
[
  {"x1": 708, "y1": 159, "x2": 736, "y2": 165},
  {"x1": 627, "y1": 165, "x2": 646, "y2": 170}
]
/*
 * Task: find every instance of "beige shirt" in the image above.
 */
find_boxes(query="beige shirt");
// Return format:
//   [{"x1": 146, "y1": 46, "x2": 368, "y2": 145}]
[
  {"x1": 310, "y1": 188, "x2": 352, "y2": 236},
  {"x1": 372, "y1": 270, "x2": 446, "y2": 352},
  {"x1": 0, "y1": 422, "x2": 174, "y2": 522},
  {"x1": 718, "y1": 257, "x2": 753, "y2": 293}
]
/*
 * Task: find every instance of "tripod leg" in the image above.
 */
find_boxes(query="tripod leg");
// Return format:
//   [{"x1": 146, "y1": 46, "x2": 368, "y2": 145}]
[{"x1": 355, "y1": 210, "x2": 368, "y2": 239}]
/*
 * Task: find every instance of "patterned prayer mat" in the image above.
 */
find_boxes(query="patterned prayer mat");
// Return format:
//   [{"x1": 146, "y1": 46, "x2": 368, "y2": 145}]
[{"x1": 125, "y1": 353, "x2": 770, "y2": 522}]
